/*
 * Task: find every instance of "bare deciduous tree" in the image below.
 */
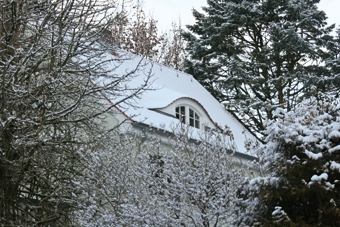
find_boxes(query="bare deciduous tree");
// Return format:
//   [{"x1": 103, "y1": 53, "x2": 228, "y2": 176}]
[
  {"x1": 108, "y1": 1, "x2": 188, "y2": 70},
  {"x1": 0, "y1": 0, "x2": 150, "y2": 225},
  {"x1": 158, "y1": 21, "x2": 188, "y2": 71},
  {"x1": 110, "y1": 0, "x2": 161, "y2": 60}
]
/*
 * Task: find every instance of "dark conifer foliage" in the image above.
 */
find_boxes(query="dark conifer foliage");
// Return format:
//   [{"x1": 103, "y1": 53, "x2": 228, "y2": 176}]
[{"x1": 183, "y1": 0, "x2": 335, "y2": 137}]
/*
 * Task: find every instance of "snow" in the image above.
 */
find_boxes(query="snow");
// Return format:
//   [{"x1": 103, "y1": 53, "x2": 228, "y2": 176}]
[
  {"x1": 272, "y1": 206, "x2": 288, "y2": 218},
  {"x1": 310, "y1": 173, "x2": 328, "y2": 183},
  {"x1": 329, "y1": 130, "x2": 340, "y2": 140},
  {"x1": 330, "y1": 161, "x2": 340, "y2": 172},
  {"x1": 304, "y1": 150, "x2": 323, "y2": 160},
  {"x1": 329, "y1": 145, "x2": 340, "y2": 153},
  {"x1": 99, "y1": 50, "x2": 258, "y2": 155},
  {"x1": 249, "y1": 177, "x2": 279, "y2": 188}
]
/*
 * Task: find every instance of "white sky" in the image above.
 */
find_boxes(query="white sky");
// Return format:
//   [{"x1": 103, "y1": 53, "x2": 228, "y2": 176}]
[{"x1": 143, "y1": 0, "x2": 340, "y2": 32}]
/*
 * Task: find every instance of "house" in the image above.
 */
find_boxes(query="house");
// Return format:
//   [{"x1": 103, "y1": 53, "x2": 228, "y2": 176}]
[{"x1": 96, "y1": 51, "x2": 259, "y2": 162}]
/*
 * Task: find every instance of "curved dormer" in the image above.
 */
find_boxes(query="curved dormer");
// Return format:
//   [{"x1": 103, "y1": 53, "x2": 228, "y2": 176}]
[{"x1": 154, "y1": 97, "x2": 218, "y2": 131}]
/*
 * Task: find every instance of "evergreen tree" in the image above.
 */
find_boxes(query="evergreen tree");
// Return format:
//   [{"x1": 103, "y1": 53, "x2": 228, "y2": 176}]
[
  {"x1": 183, "y1": 0, "x2": 335, "y2": 137},
  {"x1": 236, "y1": 94, "x2": 340, "y2": 226},
  {"x1": 325, "y1": 28, "x2": 340, "y2": 88}
]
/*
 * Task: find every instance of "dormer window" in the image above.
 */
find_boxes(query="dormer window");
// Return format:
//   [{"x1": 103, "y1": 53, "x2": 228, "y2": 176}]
[{"x1": 175, "y1": 106, "x2": 200, "y2": 129}]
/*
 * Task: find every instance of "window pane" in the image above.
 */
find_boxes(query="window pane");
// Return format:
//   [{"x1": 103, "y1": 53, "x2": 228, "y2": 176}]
[
  {"x1": 189, "y1": 108, "x2": 200, "y2": 129},
  {"x1": 189, "y1": 109, "x2": 193, "y2": 118},
  {"x1": 176, "y1": 106, "x2": 186, "y2": 123},
  {"x1": 195, "y1": 119, "x2": 199, "y2": 128},
  {"x1": 175, "y1": 107, "x2": 180, "y2": 119},
  {"x1": 189, "y1": 118, "x2": 194, "y2": 127},
  {"x1": 181, "y1": 106, "x2": 185, "y2": 116}
]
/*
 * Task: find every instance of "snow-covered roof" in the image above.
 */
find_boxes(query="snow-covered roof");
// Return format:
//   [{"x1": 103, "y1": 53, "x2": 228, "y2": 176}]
[{"x1": 97, "y1": 51, "x2": 258, "y2": 155}]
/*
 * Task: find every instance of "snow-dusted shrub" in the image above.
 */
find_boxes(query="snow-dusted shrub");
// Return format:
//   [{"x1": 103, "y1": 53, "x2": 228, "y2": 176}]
[
  {"x1": 118, "y1": 125, "x2": 251, "y2": 227},
  {"x1": 236, "y1": 94, "x2": 340, "y2": 226},
  {"x1": 76, "y1": 125, "x2": 254, "y2": 227}
]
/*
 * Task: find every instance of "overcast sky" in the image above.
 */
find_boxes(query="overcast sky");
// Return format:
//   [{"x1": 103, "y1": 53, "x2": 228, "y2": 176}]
[{"x1": 143, "y1": 0, "x2": 340, "y2": 32}]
